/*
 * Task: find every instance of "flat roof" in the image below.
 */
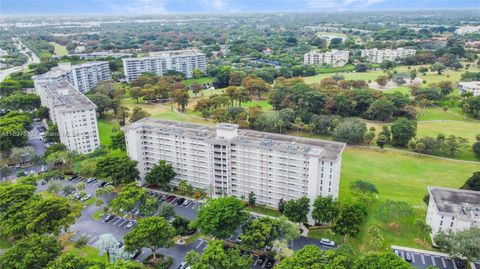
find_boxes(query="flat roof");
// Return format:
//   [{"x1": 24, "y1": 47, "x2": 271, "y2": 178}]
[
  {"x1": 428, "y1": 186, "x2": 480, "y2": 215},
  {"x1": 125, "y1": 118, "x2": 345, "y2": 160},
  {"x1": 73, "y1": 61, "x2": 109, "y2": 68},
  {"x1": 40, "y1": 81, "x2": 96, "y2": 111},
  {"x1": 32, "y1": 66, "x2": 69, "y2": 80}
]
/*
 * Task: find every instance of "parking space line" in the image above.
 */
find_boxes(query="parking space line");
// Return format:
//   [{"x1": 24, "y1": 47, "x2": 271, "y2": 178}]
[
  {"x1": 421, "y1": 254, "x2": 425, "y2": 264},
  {"x1": 195, "y1": 240, "x2": 204, "y2": 249},
  {"x1": 431, "y1": 256, "x2": 436, "y2": 266},
  {"x1": 112, "y1": 218, "x2": 122, "y2": 225},
  {"x1": 441, "y1": 257, "x2": 447, "y2": 268},
  {"x1": 116, "y1": 219, "x2": 127, "y2": 226},
  {"x1": 411, "y1": 253, "x2": 415, "y2": 263},
  {"x1": 88, "y1": 236, "x2": 98, "y2": 244}
]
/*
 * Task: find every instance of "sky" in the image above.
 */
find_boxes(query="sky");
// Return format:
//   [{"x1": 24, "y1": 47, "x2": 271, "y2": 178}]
[{"x1": 1, "y1": 0, "x2": 479, "y2": 15}]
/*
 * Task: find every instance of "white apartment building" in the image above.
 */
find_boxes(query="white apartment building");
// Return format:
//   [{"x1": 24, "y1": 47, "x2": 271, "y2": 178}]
[
  {"x1": 124, "y1": 118, "x2": 345, "y2": 221},
  {"x1": 303, "y1": 50, "x2": 349, "y2": 67},
  {"x1": 360, "y1": 48, "x2": 416, "y2": 64},
  {"x1": 426, "y1": 186, "x2": 480, "y2": 242},
  {"x1": 35, "y1": 81, "x2": 100, "y2": 154},
  {"x1": 459, "y1": 81, "x2": 480, "y2": 96},
  {"x1": 32, "y1": 61, "x2": 111, "y2": 93},
  {"x1": 122, "y1": 49, "x2": 207, "y2": 82}
]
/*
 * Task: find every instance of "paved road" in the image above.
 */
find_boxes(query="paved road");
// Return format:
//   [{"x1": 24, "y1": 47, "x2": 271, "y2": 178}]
[{"x1": 0, "y1": 37, "x2": 40, "y2": 82}]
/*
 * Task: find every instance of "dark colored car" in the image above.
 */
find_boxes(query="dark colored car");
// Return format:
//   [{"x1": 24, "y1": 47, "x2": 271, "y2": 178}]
[
  {"x1": 265, "y1": 259, "x2": 275, "y2": 269},
  {"x1": 404, "y1": 252, "x2": 412, "y2": 262},
  {"x1": 98, "y1": 181, "x2": 106, "y2": 187},
  {"x1": 104, "y1": 214, "x2": 115, "y2": 222},
  {"x1": 165, "y1": 195, "x2": 176, "y2": 202},
  {"x1": 176, "y1": 198, "x2": 186, "y2": 205},
  {"x1": 257, "y1": 255, "x2": 267, "y2": 266},
  {"x1": 131, "y1": 250, "x2": 141, "y2": 260},
  {"x1": 117, "y1": 242, "x2": 124, "y2": 248}
]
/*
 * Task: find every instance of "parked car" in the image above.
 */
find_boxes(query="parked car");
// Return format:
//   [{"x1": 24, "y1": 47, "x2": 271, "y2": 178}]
[
  {"x1": 257, "y1": 255, "x2": 267, "y2": 265},
  {"x1": 176, "y1": 198, "x2": 186, "y2": 205},
  {"x1": 98, "y1": 181, "x2": 106, "y2": 187},
  {"x1": 404, "y1": 252, "x2": 412, "y2": 262},
  {"x1": 126, "y1": 221, "x2": 136, "y2": 228},
  {"x1": 117, "y1": 242, "x2": 124, "y2": 248},
  {"x1": 130, "y1": 250, "x2": 141, "y2": 260},
  {"x1": 320, "y1": 238, "x2": 335, "y2": 247},
  {"x1": 104, "y1": 182, "x2": 112, "y2": 187},
  {"x1": 178, "y1": 262, "x2": 187, "y2": 269},
  {"x1": 182, "y1": 199, "x2": 191, "y2": 206},
  {"x1": 265, "y1": 259, "x2": 275, "y2": 269},
  {"x1": 80, "y1": 194, "x2": 91, "y2": 202},
  {"x1": 394, "y1": 249, "x2": 400, "y2": 256},
  {"x1": 69, "y1": 175, "x2": 78, "y2": 181},
  {"x1": 104, "y1": 214, "x2": 115, "y2": 222},
  {"x1": 166, "y1": 195, "x2": 176, "y2": 202},
  {"x1": 86, "y1": 178, "x2": 96, "y2": 183}
]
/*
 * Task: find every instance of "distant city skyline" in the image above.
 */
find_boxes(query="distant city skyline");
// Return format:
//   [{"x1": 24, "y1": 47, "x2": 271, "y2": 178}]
[{"x1": 2, "y1": 0, "x2": 479, "y2": 16}]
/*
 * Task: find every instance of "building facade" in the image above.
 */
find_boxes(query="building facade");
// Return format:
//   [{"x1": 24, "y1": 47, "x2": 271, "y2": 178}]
[
  {"x1": 124, "y1": 118, "x2": 345, "y2": 220},
  {"x1": 459, "y1": 81, "x2": 480, "y2": 96},
  {"x1": 426, "y1": 186, "x2": 480, "y2": 242},
  {"x1": 360, "y1": 48, "x2": 416, "y2": 64},
  {"x1": 122, "y1": 49, "x2": 207, "y2": 82},
  {"x1": 32, "y1": 61, "x2": 111, "y2": 93},
  {"x1": 303, "y1": 50, "x2": 349, "y2": 67},
  {"x1": 35, "y1": 81, "x2": 100, "y2": 154}
]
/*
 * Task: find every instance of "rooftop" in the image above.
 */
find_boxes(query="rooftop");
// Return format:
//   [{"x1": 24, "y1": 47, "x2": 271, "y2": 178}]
[
  {"x1": 459, "y1": 81, "x2": 480, "y2": 87},
  {"x1": 125, "y1": 118, "x2": 345, "y2": 160},
  {"x1": 73, "y1": 61, "x2": 109, "y2": 68},
  {"x1": 32, "y1": 66, "x2": 69, "y2": 80},
  {"x1": 428, "y1": 186, "x2": 480, "y2": 216},
  {"x1": 40, "y1": 81, "x2": 96, "y2": 111}
]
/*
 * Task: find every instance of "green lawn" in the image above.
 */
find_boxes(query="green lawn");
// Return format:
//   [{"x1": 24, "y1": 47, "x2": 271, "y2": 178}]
[
  {"x1": 92, "y1": 208, "x2": 106, "y2": 221},
  {"x1": 242, "y1": 100, "x2": 273, "y2": 109},
  {"x1": 97, "y1": 119, "x2": 119, "y2": 146},
  {"x1": 246, "y1": 205, "x2": 282, "y2": 217},
  {"x1": 417, "y1": 120, "x2": 480, "y2": 143},
  {"x1": 50, "y1": 42, "x2": 68, "y2": 56},
  {"x1": 417, "y1": 107, "x2": 470, "y2": 121},
  {"x1": 384, "y1": 86, "x2": 411, "y2": 96},
  {"x1": 63, "y1": 242, "x2": 108, "y2": 263},
  {"x1": 313, "y1": 146, "x2": 480, "y2": 251},
  {"x1": 183, "y1": 77, "x2": 215, "y2": 86}
]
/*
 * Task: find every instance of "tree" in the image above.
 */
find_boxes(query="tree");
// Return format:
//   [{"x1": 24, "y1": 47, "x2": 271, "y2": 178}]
[
  {"x1": 129, "y1": 107, "x2": 150, "y2": 122},
  {"x1": 0, "y1": 234, "x2": 61, "y2": 269},
  {"x1": 172, "y1": 89, "x2": 189, "y2": 112},
  {"x1": 87, "y1": 93, "x2": 114, "y2": 118},
  {"x1": 189, "y1": 240, "x2": 252, "y2": 269},
  {"x1": 110, "y1": 131, "x2": 126, "y2": 151},
  {"x1": 363, "y1": 131, "x2": 375, "y2": 149},
  {"x1": 419, "y1": 66, "x2": 429, "y2": 75},
  {"x1": 276, "y1": 245, "x2": 348, "y2": 269},
  {"x1": 115, "y1": 106, "x2": 130, "y2": 126},
  {"x1": 378, "y1": 125, "x2": 392, "y2": 144},
  {"x1": 366, "y1": 99, "x2": 397, "y2": 121},
  {"x1": 332, "y1": 118, "x2": 367, "y2": 145},
  {"x1": 367, "y1": 226, "x2": 385, "y2": 250},
  {"x1": 47, "y1": 181, "x2": 62, "y2": 194},
  {"x1": 312, "y1": 196, "x2": 339, "y2": 225},
  {"x1": 333, "y1": 202, "x2": 368, "y2": 237},
  {"x1": 26, "y1": 195, "x2": 82, "y2": 235},
  {"x1": 414, "y1": 218, "x2": 431, "y2": 242},
  {"x1": 375, "y1": 76, "x2": 388, "y2": 88},
  {"x1": 350, "y1": 180, "x2": 379, "y2": 195},
  {"x1": 0, "y1": 92, "x2": 41, "y2": 112},
  {"x1": 248, "y1": 191, "x2": 256, "y2": 206},
  {"x1": 214, "y1": 65, "x2": 232, "y2": 88},
  {"x1": 437, "y1": 81, "x2": 454, "y2": 95},
  {"x1": 144, "y1": 160, "x2": 176, "y2": 190},
  {"x1": 95, "y1": 154, "x2": 139, "y2": 185},
  {"x1": 110, "y1": 183, "x2": 157, "y2": 215},
  {"x1": 0, "y1": 183, "x2": 36, "y2": 238},
  {"x1": 431, "y1": 63, "x2": 446, "y2": 75},
  {"x1": 391, "y1": 118, "x2": 417, "y2": 147},
  {"x1": 172, "y1": 216, "x2": 193, "y2": 236},
  {"x1": 376, "y1": 134, "x2": 388, "y2": 149},
  {"x1": 241, "y1": 217, "x2": 280, "y2": 250},
  {"x1": 283, "y1": 196, "x2": 310, "y2": 225},
  {"x1": 461, "y1": 172, "x2": 480, "y2": 191},
  {"x1": 157, "y1": 203, "x2": 176, "y2": 220},
  {"x1": 473, "y1": 135, "x2": 480, "y2": 158},
  {"x1": 129, "y1": 87, "x2": 143, "y2": 103},
  {"x1": 277, "y1": 216, "x2": 300, "y2": 247},
  {"x1": 278, "y1": 198, "x2": 286, "y2": 214},
  {"x1": 94, "y1": 233, "x2": 120, "y2": 263},
  {"x1": 434, "y1": 228, "x2": 480, "y2": 263},
  {"x1": 242, "y1": 75, "x2": 270, "y2": 99},
  {"x1": 124, "y1": 216, "x2": 176, "y2": 260},
  {"x1": 47, "y1": 252, "x2": 95, "y2": 269},
  {"x1": 354, "y1": 252, "x2": 412, "y2": 269},
  {"x1": 194, "y1": 196, "x2": 248, "y2": 239},
  {"x1": 191, "y1": 82, "x2": 202, "y2": 97},
  {"x1": 355, "y1": 63, "x2": 369, "y2": 72}
]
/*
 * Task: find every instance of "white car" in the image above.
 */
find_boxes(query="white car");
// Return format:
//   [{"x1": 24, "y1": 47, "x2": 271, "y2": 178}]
[
  {"x1": 80, "y1": 194, "x2": 91, "y2": 202},
  {"x1": 320, "y1": 238, "x2": 335, "y2": 247},
  {"x1": 126, "y1": 221, "x2": 136, "y2": 228}
]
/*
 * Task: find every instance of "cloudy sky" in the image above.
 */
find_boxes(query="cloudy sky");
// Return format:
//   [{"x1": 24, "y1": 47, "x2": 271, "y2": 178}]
[{"x1": 2, "y1": 0, "x2": 479, "y2": 15}]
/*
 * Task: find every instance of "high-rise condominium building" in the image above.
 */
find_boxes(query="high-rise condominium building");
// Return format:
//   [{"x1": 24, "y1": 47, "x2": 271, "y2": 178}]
[
  {"x1": 426, "y1": 186, "x2": 480, "y2": 243},
  {"x1": 122, "y1": 49, "x2": 207, "y2": 82},
  {"x1": 360, "y1": 48, "x2": 416, "y2": 64},
  {"x1": 124, "y1": 118, "x2": 345, "y2": 221},
  {"x1": 35, "y1": 81, "x2": 100, "y2": 154},
  {"x1": 303, "y1": 50, "x2": 349, "y2": 67},
  {"x1": 32, "y1": 61, "x2": 111, "y2": 93}
]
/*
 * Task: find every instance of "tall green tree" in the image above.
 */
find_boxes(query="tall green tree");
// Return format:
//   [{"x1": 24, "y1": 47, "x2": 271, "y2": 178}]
[
  {"x1": 188, "y1": 240, "x2": 252, "y2": 269},
  {"x1": 333, "y1": 202, "x2": 368, "y2": 237},
  {"x1": 276, "y1": 245, "x2": 349, "y2": 269},
  {"x1": 0, "y1": 234, "x2": 61, "y2": 269},
  {"x1": 144, "y1": 160, "x2": 176, "y2": 190},
  {"x1": 124, "y1": 216, "x2": 176, "y2": 260},
  {"x1": 194, "y1": 196, "x2": 248, "y2": 239},
  {"x1": 283, "y1": 196, "x2": 310, "y2": 225},
  {"x1": 354, "y1": 252, "x2": 412, "y2": 269},
  {"x1": 95, "y1": 154, "x2": 139, "y2": 185},
  {"x1": 110, "y1": 183, "x2": 157, "y2": 215},
  {"x1": 241, "y1": 217, "x2": 280, "y2": 250},
  {"x1": 312, "y1": 196, "x2": 339, "y2": 225},
  {"x1": 391, "y1": 118, "x2": 417, "y2": 147},
  {"x1": 461, "y1": 172, "x2": 480, "y2": 191},
  {"x1": 434, "y1": 228, "x2": 480, "y2": 263}
]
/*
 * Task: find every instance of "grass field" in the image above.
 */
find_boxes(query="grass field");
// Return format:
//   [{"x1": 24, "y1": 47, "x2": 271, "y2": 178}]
[
  {"x1": 97, "y1": 118, "x2": 119, "y2": 146},
  {"x1": 63, "y1": 242, "x2": 108, "y2": 263},
  {"x1": 417, "y1": 107, "x2": 470, "y2": 121},
  {"x1": 50, "y1": 42, "x2": 68, "y2": 56},
  {"x1": 417, "y1": 120, "x2": 480, "y2": 143},
  {"x1": 312, "y1": 146, "x2": 480, "y2": 251},
  {"x1": 183, "y1": 77, "x2": 215, "y2": 86}
]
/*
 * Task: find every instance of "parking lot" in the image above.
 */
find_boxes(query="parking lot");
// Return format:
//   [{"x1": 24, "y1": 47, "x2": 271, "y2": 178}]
[{"x1": 391, "y1": 245, "x2": 466, "y2": 269}]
